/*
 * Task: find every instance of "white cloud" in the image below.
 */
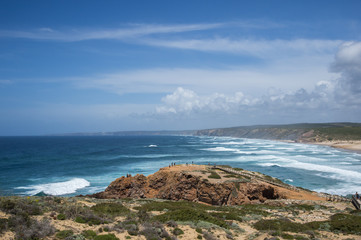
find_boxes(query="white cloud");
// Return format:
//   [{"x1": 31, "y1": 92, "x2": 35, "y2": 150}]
[
  {"x1": 0, "y1": 23, "x2": 224, "y2": 42},
  {"x1": 331, "y1": 41, "x2": 361, "y2": 97},
  {"x1": 143, "y1": 38, "x2": 341, "y2": 58},
  {"x1": 0, "y1": 80, "x2": 12, "y2": 85},
  {"x1": 155, "y1": 81, "x2": 337, "y2": 116},
  {"x1": 72, "y1": 53, "x2": 337, "y2": 96}
]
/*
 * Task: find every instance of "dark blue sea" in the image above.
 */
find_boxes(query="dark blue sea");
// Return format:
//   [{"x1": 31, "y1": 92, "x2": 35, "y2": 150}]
[{"x1": 1, "y1": 136, "x2": 360, "y2": 196}]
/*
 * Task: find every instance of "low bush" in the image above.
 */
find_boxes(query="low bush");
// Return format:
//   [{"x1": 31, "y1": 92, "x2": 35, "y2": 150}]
[
  {"x1": 166, "y1": 220, "x2": 178, "y2": 228},
  {"x1": 7, "y1": 214, "x2": 55, "y2": 240},
  {"x1": 208, "y1": 171, "x2": 221, "y2": 179},
  {"x1": 154, "y1": 208, "x2": 229, "y2": 229},
  {"x1": 94, "y1": 233, "x2": 119, "y2": 240},
  {"x1": 0, "y1": 198, "x2": 42, "y2": 216},
  {"x1": 91, "y1": 203, "x2": 130, "y2": 216},
  {"x1": 172, "y1": 227, "x2": 184, "y2": 235},
  {"x1": 74, "y1": 211, "x2": 108, "y2": 225},
  {"x1": 57, "y1": 213, "x2": 66, "y2": 220},
  {"x1": 203, "y1": 231, "x2": 217, "y2": 240},
  {"x1": 0, "y1": 218, "x2": 7, "y2": 233},
  {"x1": 140, "y1": 222, "x2": 171, "y2": 240},
  {"x1": 329, "y1": 213, "x2": 361, "y2": 234},
  {"x1": 254, "y1": 218, "x2": 310, "y2": 232},
  {"x1": 135, "y1": 200, "x2": 216, "y2": 212},
  {"x1": 82, "y1": 229, "x2": 97, "y2": 239},
  {"x1": 56, "y1": 230, "x2": 74, "y2": 239}
]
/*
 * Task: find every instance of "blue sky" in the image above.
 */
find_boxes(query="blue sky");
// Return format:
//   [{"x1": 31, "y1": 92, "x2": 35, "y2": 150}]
[{"x1": 1, "y1": 0, "x2": 361, "y2": 135}]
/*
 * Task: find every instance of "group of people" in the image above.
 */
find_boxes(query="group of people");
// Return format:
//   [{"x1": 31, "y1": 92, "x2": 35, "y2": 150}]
[
  {"x1": 356, "y1": 192, "x2": 360, "y2": 199},
  {"x1": 169, "y1": 162, "x2": 177, "y2": 167},
  {"x1": 126, "y1": 173, "x2": 132, "y2": 178},
  {"x1": 168, "y1": 161, "x2": 195, "y2": 168}
]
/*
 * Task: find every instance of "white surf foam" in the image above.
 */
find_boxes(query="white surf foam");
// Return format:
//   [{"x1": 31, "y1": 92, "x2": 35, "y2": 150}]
[
  {"x1": 148, "y1": 145, "x2": 158, "y2": 148},
  {"x1": 315, "y1": 183, "x2": 361, "y2": 196},
  {"x1": 283, "y1": 161, "x2": 361, "y2": 181},
  {"x1": 16, "y1": 178, "x2": 90, "y2": 196},
  {"x1": 257, "y1": 163, "x2": 281, "y2": 167},
  {"x1": 203, "y1": 147, "x2": 238, "y2": 152}
]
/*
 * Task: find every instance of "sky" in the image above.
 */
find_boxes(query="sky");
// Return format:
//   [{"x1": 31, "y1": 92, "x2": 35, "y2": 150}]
[{"x1": 1, "y1": 0, "x2": 361, "y2": 135}]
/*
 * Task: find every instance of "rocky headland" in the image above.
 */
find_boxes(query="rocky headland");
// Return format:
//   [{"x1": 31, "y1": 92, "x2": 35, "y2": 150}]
[{"x1": 89, "y1": 164, "x2": 325, "y2": 205}]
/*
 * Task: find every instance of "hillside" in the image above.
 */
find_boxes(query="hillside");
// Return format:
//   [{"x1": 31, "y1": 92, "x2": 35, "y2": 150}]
[{"x1": 195, "y1": 122, "x2": 361, "y2": 143}]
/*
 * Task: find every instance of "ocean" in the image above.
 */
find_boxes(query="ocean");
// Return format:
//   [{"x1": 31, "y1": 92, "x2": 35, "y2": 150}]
[{"x1": 0, "y1": 135, "x2": 360, "y2": 197}]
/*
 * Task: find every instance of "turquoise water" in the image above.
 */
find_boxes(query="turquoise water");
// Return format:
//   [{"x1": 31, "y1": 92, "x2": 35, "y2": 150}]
[{"x1": 0, "y1": 136, "x2": 360, "y2": 196}]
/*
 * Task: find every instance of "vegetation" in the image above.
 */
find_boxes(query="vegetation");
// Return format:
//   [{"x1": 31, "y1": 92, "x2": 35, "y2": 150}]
[
  {"x1": 208, "y1": 171, "x2": 221, "y2": 179},
  {"x1": 196, "y1": 122, "x2": 361, "y2": 141},
  {"x1": 0, "y1": 194, "x2": 359, "y2": 239},
  {"x1": 91, "y1": 202, "x2": 130, "y2": 216}
]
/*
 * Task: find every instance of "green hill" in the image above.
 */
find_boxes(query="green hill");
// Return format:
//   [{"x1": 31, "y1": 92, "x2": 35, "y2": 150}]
[{"x1": 195, "y1": 122, "x2": 361, "y2": 142}]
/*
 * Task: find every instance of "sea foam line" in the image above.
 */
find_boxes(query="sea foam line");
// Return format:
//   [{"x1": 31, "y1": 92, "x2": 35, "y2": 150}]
[{"x1": 16, "y1": 178, "x2": 90, "y2": 196}]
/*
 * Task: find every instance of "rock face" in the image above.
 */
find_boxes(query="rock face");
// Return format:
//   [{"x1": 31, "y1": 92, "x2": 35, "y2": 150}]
[{"x1": 90, "y1": 167, "x2": 280, "y2": 206}]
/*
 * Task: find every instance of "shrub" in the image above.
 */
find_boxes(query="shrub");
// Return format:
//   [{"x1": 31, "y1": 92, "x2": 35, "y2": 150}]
[
  {"x1": 56, "y1": 230, "x2": 74, "y2": 239},
  {"x1": 329, "y1": 213, "x2": 361, "y2": 234},
  {"x1": 196, "y1": 227, "x2": 203, "y2": 233},
  {"x1": 197, "y1": 235, "x2": 202, "y2": 239},
  {"x1": 75, "y1": 216, "x2": 87, "y2": 223},
  {"x1": 91, "y1": 203, "x2": 129, "y2": 216},
  {"x1": 57, "y1": 213, "x2": 66, "y2": 220},
  {"x1": 154, "y1": 208, "x2": 228, "y2": 229},
  {"x1": 172, "y1": 227, "x2": 184, "y2": 236},
  {"x1": 135, "y1": 200, "x2": 215, "y2": 212},
  {"x1": 0, "y1": 198, "x2": 42, "y2": 216},
  {"x1": 126, "y1": 224, "x2": 139, "y2": 236},
  {"x1": 0, "y1": 218, "x2": 7, "y2": 233},
  {"x1": 281, "y1": 233, "x2": 294, "y2": 239},
  {"x1": 74, "y1": 212, "x2": 108, "y2": 225},
  {"x1": 8, "y1": 214, "x2": 55, "y2": 240},
  {"x1": 82, "y1": 230, "x2": 97, "y2": 239},
  {"x1": 94, "y1": 234, "x2": 119, "y2": 240},
  {"x1": 0, "y1": 199, "x2": 16, "y2": 212},
  {"x1": 140, "y1": 222, "x2": 170, "y2": 240},
  {"x1": 166, "y1": 220, "x2": 178, "y2": 228},
  {"x1": 254, "y1": 218, "x2": 310, "y2": 232},
  {"x1": 208, "y1": 171, "x2": 221, "y2": 179},
  {"x1": 203, "y1": 231, "x2": 217, "y2": 240},
  {"x1": 137, "y1": 209, "x2": 150, "y2": 222}
]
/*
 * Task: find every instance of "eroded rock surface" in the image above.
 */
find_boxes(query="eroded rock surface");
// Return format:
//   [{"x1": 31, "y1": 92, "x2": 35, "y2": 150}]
[{"x1": 90, "y1": 166, "x2": 281, "y2": 205}]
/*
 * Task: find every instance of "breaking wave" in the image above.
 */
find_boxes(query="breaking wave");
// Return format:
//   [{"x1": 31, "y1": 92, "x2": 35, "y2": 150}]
[{"x1": 16, "y1": 178, "x2": 90, "y2": 196}]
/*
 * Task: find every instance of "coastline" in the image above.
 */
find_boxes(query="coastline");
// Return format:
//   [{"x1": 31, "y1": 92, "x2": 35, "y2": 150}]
[{"x1": 308, "y1": 140, "x2": 361, "y2": 153}]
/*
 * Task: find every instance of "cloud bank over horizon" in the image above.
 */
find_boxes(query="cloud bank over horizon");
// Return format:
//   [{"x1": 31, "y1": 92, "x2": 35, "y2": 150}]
[{"x1": 153, "y1": 41, "x2": 361, "y2": 125}]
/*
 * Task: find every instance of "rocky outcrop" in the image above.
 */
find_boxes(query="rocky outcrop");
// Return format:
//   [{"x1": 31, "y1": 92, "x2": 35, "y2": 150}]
[{"x1": 90, "y1": 167, "x2": 280, "y2": 206}]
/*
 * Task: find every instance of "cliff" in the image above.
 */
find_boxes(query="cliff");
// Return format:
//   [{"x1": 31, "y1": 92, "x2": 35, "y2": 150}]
[{"x1": 89, "y1": 165, "x2": 324, "y2": 205}]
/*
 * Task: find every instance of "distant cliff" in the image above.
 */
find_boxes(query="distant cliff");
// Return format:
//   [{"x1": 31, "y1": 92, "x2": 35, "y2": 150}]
[{"x1": 195, "y1": 122, "x2": 361, "y2": 142}]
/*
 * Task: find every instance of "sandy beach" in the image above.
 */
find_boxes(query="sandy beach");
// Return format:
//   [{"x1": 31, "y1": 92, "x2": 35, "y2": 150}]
[{"x1": 312, "y1": 140, "x2": 361, "y2": 153}]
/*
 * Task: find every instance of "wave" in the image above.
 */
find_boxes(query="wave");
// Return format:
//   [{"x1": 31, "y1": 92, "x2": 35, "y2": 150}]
[
  {"x1": 315, "y1": 183, "x2": 361, "y2": 196},
  {"x1": 202, "y1": 147, "x2": 238, "y2": 152},
  {"x1": 16, "y1": 178, "x2": 90, "y2": 196},
  {"x1": 148, "y1": 145, "x2": 158, "y2": 148},
  {"x1": 257, "y1": 163, "x2": 281, "y2": 167}
]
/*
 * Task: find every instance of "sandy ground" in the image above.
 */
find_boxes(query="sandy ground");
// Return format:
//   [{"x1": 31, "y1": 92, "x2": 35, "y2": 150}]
[{"x1": 313, "y1": 140, "x2": 361, "y2": 152}]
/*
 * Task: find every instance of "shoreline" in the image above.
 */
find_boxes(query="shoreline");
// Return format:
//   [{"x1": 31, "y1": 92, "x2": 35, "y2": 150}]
[{"x1": 307, "y1": 140, "x2": 361, "y2": 153}]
